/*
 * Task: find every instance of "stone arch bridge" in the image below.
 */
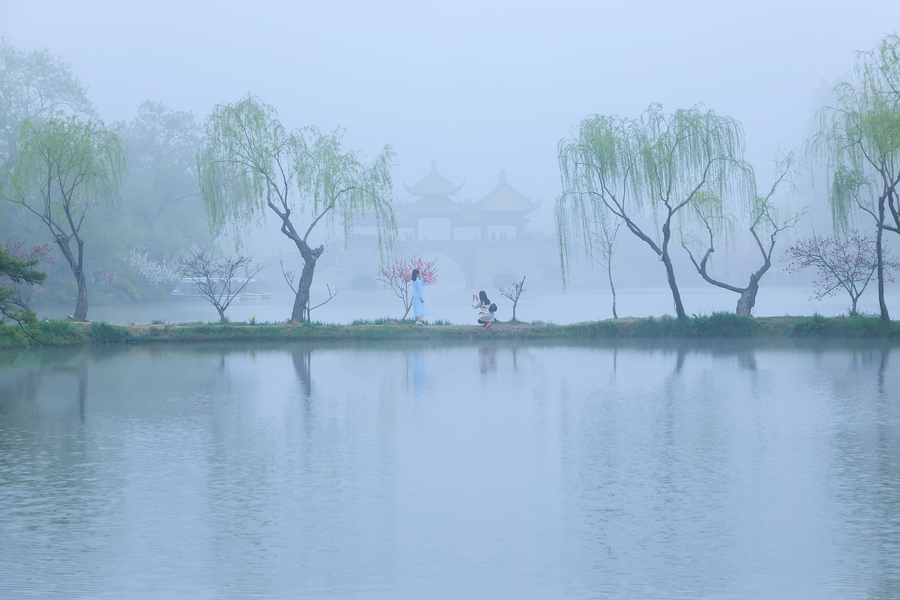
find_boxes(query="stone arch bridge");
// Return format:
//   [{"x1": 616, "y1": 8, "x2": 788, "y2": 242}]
[{"x1": 263, "y1": 236, "x2": 562, "y2": 291}]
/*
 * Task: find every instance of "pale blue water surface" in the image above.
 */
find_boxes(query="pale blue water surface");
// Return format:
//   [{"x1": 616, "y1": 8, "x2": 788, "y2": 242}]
[{"x1": 0, "y1": 340, "x2": 898, "y2": 599}]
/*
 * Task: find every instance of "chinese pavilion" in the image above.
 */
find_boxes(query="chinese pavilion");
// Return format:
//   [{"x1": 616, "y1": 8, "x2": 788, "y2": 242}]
[{"x1": 395, "y1": 161, "x2": 539, "y2": 241}]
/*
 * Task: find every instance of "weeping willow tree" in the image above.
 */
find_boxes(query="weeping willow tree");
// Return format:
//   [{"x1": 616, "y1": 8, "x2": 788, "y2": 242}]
[
  {"x1": 1, "y1": 115, "x2": 125, "y2": 320},
  {"x1": 683, "y1": 158, "x2": 803, "y2": 316},
  {"x1": 0, "y1": 38, "x2": 96, "y2": 171},
  {"x1": 818, "y1": 34, "x2": 900, "y2": 321},
  {"x1": 556, "y1": 103, "x2": 754, "y2": 319},
  {"x1": 198, "y1": 96, "x2": 397, "y2": 322}
]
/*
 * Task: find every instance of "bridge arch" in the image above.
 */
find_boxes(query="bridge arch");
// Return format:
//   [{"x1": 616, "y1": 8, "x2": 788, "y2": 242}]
[
  {"x1": 419, "y1": 252, "x2": 467, "y2": 289},
  {"x1": 297, "y1": 236, "x2": 558, "y2": 291},
  {"x1": 492, "y1": 271, "x2": 519, "y2": 289},
  {"x1": 351, "y1": 275, "x2": 378, "y2": 290}
]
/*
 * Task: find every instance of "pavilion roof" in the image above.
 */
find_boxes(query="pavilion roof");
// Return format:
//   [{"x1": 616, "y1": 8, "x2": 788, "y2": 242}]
[
  {"x1": 476, "y1": 171, "x2": 540, "y2": 214},
  {"x1": 403, "y1": 160, "x2": 464, "y2": 196}
]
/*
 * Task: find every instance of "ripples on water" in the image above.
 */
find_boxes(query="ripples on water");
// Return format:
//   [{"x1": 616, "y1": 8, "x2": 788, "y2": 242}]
[{"x1": 0, "y1": 341, "x2": 898, "y2": 599}]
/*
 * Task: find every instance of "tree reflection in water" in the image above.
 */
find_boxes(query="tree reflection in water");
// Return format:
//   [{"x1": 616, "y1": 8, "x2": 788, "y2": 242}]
[{"x1": 478, "y1": 346, "x2": 497, "y2": 375}]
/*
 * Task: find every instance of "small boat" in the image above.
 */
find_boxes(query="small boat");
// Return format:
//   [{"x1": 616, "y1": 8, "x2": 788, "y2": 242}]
[
  {"x1": 169, "y1": 277, "x2": 207, "y2": 298},
  {"x1": 239, "y1": 291, "x2": 272, "y2": 300}
]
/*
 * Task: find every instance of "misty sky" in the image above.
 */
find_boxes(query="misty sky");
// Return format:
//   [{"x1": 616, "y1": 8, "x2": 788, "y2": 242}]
[{"x1": 3, "y1": 0, "x2": 900, "y2": 233}]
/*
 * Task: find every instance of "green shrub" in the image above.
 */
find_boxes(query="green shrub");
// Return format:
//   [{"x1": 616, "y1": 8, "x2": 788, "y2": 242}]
[
  {"x1": 570, "y1": 320, "x2": 623, "y2": 338},
  {"x1": 785, "y1": 313, "x2": 899, "y2": 338},
  {"x1": 90, "y1": 321, "x2": 134, "y2": 345},
  {"x1": 629, "y1": 315, "x2": 676, "y2": 337},
  {"x1": 112, "y1": 279, "x2": 141, "y2": 302},
  {"x1": 687, "y1": 312, "x2": 758, "y2": 337},
  {"x1": 37, "y1": 320, "x2": 86, "y2": 346},
  {"x1": 786, "y1": 313, "x2": 830, "y2": 336},
  {"x1": 0, "y1": 324, "x2": 29, "y2": 348},
  {"x1": 838, "y1": 314, "x2": 899, "y2": 337}
]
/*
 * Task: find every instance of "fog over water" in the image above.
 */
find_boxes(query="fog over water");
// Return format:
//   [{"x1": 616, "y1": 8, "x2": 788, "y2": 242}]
[
  {"x1": 1, "y1": 341, "x2": 898, "y2": 599},
  {"x1": 5, "y1": 5, "x2": 900, "y2": 600},
  {"x1": 5, "y1": 0, "x2": 900, "y2": 257}
]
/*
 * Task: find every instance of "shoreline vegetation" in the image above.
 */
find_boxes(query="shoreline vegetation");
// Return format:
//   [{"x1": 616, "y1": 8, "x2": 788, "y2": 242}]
[{"x1": 3, "y1": 313, "x2": 900, "y2": 349}]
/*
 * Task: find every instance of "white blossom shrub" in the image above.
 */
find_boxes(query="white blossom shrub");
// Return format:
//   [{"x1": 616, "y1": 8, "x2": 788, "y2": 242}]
[{"x1": 128, "y1": 247, "x2": 182, "y2": 289}]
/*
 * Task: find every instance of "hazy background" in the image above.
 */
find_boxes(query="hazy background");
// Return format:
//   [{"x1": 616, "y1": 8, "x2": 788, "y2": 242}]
[
  {"x1": 5, "y1": 1, "x2": 900, "y2": 215},
  {"x1": 3, "y1": 1, "x2": 900, "y2": 319}
]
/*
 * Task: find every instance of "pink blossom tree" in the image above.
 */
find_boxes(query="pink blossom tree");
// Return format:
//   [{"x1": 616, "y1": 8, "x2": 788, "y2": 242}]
[
  {"x1": 783, "y1": 233, "x2": 899, "y2": 316},
  {"x1": 376, "y1": 257, "x2": 437, "y2": 320},
  {"x1": 177, "y1": 251, "x2": 262, "y2": 323},
  {"x1": 497, "y1": 275, "x2": 526, "y2": 322}
]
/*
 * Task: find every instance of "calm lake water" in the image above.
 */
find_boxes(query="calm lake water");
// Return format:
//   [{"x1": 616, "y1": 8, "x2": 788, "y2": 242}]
[{"x1": 1, "y1": 340, "x2": 898, "y2": 599}]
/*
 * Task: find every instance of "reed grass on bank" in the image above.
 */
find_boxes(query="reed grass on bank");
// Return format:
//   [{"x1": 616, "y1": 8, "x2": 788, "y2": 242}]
[{"x1": 2, "y1": 312, "x2": 900, "y2": 349}]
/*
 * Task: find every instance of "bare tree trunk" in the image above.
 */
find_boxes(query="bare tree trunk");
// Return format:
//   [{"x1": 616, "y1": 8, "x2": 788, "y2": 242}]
[
  {"x1": 876, "y1": 200, "x2": 889, "y2": 321},
  {"x1": 608, "y1": 262, "x2": 618, "y2": 319},
  {"x1": 661, "y1": 251, "x2": 685, "y2": 319},
  {"x1": 735, "y1": 260, "x2": 771, "y2": 317},
  {"x1": 74, "y1": 270, "x2": 88, "y2": 320},
  {"x1": 78, "y1": 357, "x2": 88, "y2": 424},
  {"x1": 55, "y1": 234, "x2": 89, "y2": 320},
  {"x1": 735, "y1": 277, "x2": 759, "y2": 317},
  {"x1": 292, "y1": 256, "x2": 317, "y2": 323},
  {"x1": 292, "y1": 348, "x2": 312, "y2": 399},
  {"x1": 73, "y1": 236, "x2": 88, "y2": 320},
  {"x1": 661, "y1": 219, "x2": 686, "y2": 319}
]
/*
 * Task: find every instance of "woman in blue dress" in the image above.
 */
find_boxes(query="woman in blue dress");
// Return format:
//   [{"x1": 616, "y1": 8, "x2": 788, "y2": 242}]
[{"x1": 412, "y1": 268, "x2": 426, "y2": 326}]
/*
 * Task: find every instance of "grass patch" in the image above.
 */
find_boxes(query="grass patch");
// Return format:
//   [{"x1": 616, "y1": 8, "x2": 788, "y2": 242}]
[
  {"x1": 569, "y1": 313, "x2": 761, "y2": 339},
  {"x1": 0, "y1": 320, "x2": 87, "y2": 348},
  {"x1": 350, "y1": 317, "x2": 402, "y2": 325},
  {"x1": 3, "y1": 313, "x2": 900, "y2": 349},
  {"x1": 785, "y1": 313, "x2": 900, "y2": 338},
  {"x1": 91, "y1": 321, "x2": 137, "y2": 345}
]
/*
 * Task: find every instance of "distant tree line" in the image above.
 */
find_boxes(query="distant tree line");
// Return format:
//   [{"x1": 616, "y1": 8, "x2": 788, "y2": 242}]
[
  {"x1": 0, "y1": 39, "x2": 395, "y2": 324},
  {"x1": 556, "y1": 33, "x2": 900, "y2": 320},
  {"x1": 2, "y1": 34, "x2": 900, "y2": 324},
  {"x1": 0, "y1": 38, "x2": 212, "y2": 320}
]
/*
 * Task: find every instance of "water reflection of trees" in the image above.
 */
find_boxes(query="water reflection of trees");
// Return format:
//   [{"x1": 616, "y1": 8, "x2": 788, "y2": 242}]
[
  {"x1": 197, "y1": 344, "x2": 400, "y2": 595},
  {"x1": 826, "y1": 345, "x2": 899, "y2": 600},
  {"x1": 292, "y1": 347, "x2": 313, "y2": 398},
  {"x1": 0, "y1": 350, "x2": 122, "y2": 596},
  {"x1": 557, "y1": 340, "x2": 900, "y2": 595},
  {"x1": 4, "y1": 341, "x2": 898, "y2": 596},
  {"x1": 478, "y1": 346, "x2": 497, "y2": 375}
]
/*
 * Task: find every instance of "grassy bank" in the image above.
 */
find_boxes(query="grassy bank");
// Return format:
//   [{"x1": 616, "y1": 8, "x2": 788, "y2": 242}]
[{"x1": 3, "y1": 312, "x2": 900, "y2": 349}]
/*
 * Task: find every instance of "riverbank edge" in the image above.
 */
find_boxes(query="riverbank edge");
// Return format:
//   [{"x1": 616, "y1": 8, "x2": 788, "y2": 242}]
[{"x1": 3, "y1": 312, "x2": 900, "y2": 349}]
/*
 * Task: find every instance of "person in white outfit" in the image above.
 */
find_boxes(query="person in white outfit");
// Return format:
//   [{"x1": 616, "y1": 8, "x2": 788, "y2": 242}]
[
  {"x1": 472, "y1": 290, "x2": 496, "y2": 327},
  {"x1": 412, "y1": 269, "x2": 426, "y2": 326}
]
